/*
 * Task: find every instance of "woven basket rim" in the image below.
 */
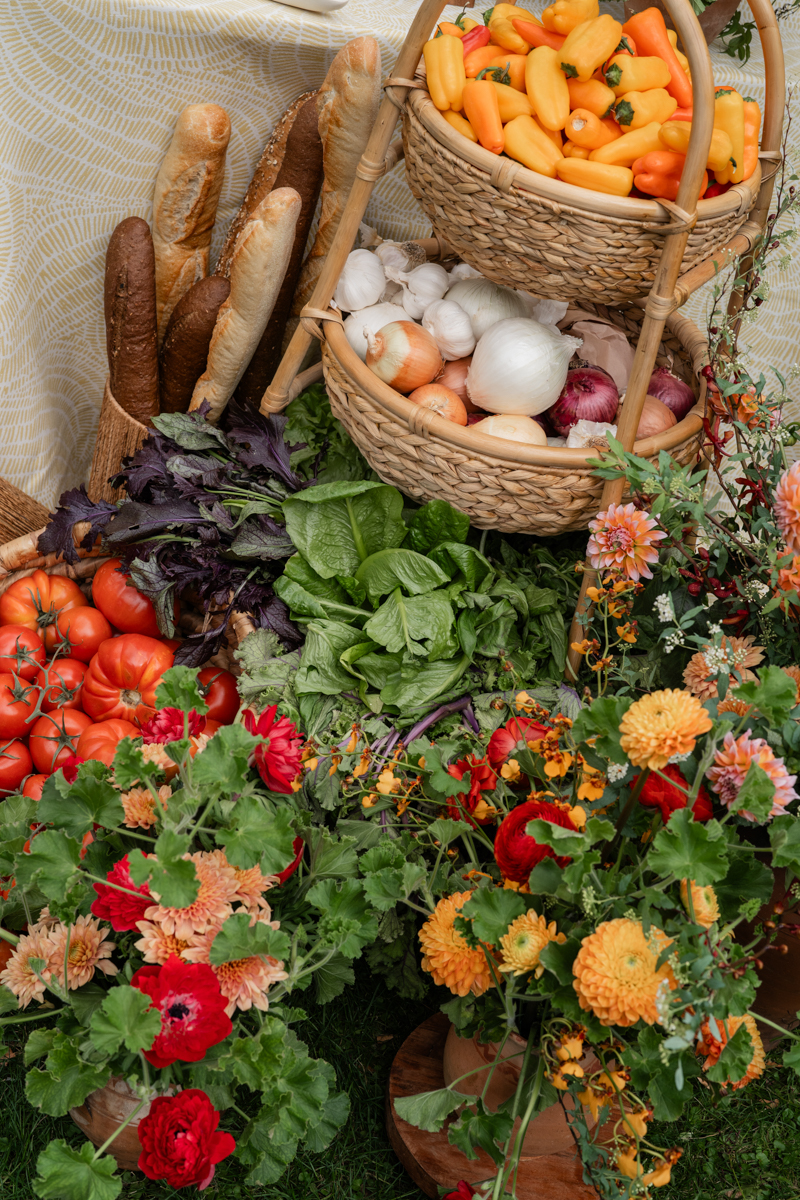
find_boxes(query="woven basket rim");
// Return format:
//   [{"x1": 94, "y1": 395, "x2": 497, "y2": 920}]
[{"x1": 405, "y1": 88, "x2": 761, "y2": 228}]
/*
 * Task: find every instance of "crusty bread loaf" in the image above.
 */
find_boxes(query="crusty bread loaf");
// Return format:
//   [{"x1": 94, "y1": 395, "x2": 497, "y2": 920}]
[
  {"x1": 104, "y1": 216, "x2": 160, "y2": 427},
  {"x1": 158, "y1": 276, "x2": 231, "y2": 414},
  {"x1": 152, "y1": 104, "x2": 231, "y2": 340},
  {"x1": 216, "y1": 89, "x2": 319, "y2": 280},
  {"x1": 285, "y1": 38, "x2": 381, "y2": 346},
  {"x1": 188, "y1": 187, "x2": 301, "y2": 424}
]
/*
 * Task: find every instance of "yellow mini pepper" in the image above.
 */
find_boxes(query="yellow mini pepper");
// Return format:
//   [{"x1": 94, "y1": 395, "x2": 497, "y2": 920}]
[
  {"x1": 714, "y1": 87, "x2": 745, "y2": 184},
  {"x1": 590, "y1": 121, "x2": 663, "y2": 166},
  {"x1": 442, "y1": 110, "x2": 478, "y2": 143},
  {"x1": 658, "y1": 120, "x2": 734, "y2": 175},
  {"x1": 488, "y1": 15, "x2": 531, "y2": 54},
  {"x1": 559, "y1": 14, "x2": 623, "y2": 82},
  {"x1": 486, "y1": 3, "x2": 535, "y2": 20},
  {"x1": 614, "y1": 89, "x2": 677, "y2": 129},
  {"x1": 563, "y1": 140, "x2": 591, "y2": 159},
  {"x1": 604, "y1": 54, "x2": 671, "y2": 97},
  {"x1": 489, "y1": 53, "x2": 528, "y2": 91},
  {"x1": 503, "y1": 113, "x2": 564, "y2": 177},
  {"x1": 487, "y1": 76, "x2": 534, "y2": 122},
  {"x1": 541, "y1": 0, "x2": 598, "y2": 36},
  {"x1": 556, "y1": 158, "x2": 633, "y2": 195},
  {"x1": 525, "y1": 45, "x2": 570, "y2": 130},
  {"x1": 667, "y1": 29, "x2": 691, "y2": 79},
  {"x1": 423, "y1": 35, "x2": 466, "y2": 113},
  {"x1": 567, "y1": 77, "x2": 616, "y2": 118}
]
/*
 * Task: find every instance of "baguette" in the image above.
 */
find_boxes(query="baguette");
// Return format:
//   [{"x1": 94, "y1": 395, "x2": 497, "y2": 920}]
[
  {"x1": 188, "y1": 188, "x2": 301, "y2": 424},
  {"x1": 152, "y1": 104, "x2": 231, "y2": 339},
  {"x1": 285, "y1": 38, "x2": 381, "y2": 347},
  {"x1": 104, "y1": 217, "x2": 160, "y2": 427},
  {"x1": 159, "y1": 276, "x2": 231, "y2": 414}
]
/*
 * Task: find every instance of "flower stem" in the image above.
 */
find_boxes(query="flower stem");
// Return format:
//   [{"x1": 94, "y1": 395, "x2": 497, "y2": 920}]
[
  {"x1": 0, "y1": 927, "x2": 20, "y2": 947},
  {"x1": 609, "y1": 767, "x2": 650, "y2": 854},
  {"x1": 91, "y1": 1097, "x2": 147, "y2": 1162}
]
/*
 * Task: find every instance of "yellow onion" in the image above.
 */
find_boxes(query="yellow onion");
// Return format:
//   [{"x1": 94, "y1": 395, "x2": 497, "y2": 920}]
[
  {"x1": 636, "y1": 395, "x2": 677, "y2": 440},
  {"x1": 438, "y1": 357, "x2": 471, "y2": 405},
  {"x1": 474, "y1": 413, "x2": 548, "y2": 445},
  {"x1": 365, "y1": 321, "x2": 443, "y2": 393},
  {"x1": 407, "y1": 383, "x2": 468, "y2": 425}
]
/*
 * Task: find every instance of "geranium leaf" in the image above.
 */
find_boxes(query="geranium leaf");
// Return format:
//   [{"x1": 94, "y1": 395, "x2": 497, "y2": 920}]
[
  {"x1": 393, "y1": 1086, "x2": 464, "y2": 1132},
  {"x1": 782, "y1": 1039, "x2": 800, "y2": 1077},
  {"x1": 89, "y1": 986, "x2": 161, "y2": 1057},
  {"x1": 306, "y1": 878, "x2": 378, "y2": 959},
  {"x1": 154, "y1": 666, "x2": 208, "y2": 714},
  {"x1": 571, "y1": 695, "x2": 632, "y2": 764},
  {"x1": 527, "y1": 858, "x2": 564, "y2": 895},
  {"x1": 706, "y1": 1020, "x2": 757, "y2": 1086},
  {"x1": 459, "y1": 888, "x2": 525, "y2": 946},
  {"x1": 426, "y1": 817, "x2": 469, "y2": 845},
  {"x1": 735, "y1": 665, "x2": 798, "y2": 724},
  {"x1": 111, "y1": 739, "x2": 160, "y2": 792},
  {"x1": 24, "y1": 1029, "x2": 57, "y2": 1066},
  {"x1": 37, "y1": 774, "x2": 124, "y2": 840},
  {"x1": 13, "y1": 830, "x2": 83, "y2": 899},
  {"x1": 303, "y1": 1089, "x2": 351, "y2": 1152},
  {"x1": 128, "y1": 830, "x2": 198, "y2": 908},
  {"x1": 34, "y1": 1140, "x2": 121, "y2": 1200},
  {"x1": 362, "y1": 863, "x2": 427, "y2": 912},
  {"x1": 448, "y1": 1100, "x2": 513, "y2": 1165},
  {"x1": 732, "y1": 761, "x2": 776, "y2": 822},
  {"x1": 526, "y1": 819, "x2": 586, "y2": 858},
  {"x1": 26, "y1": 1033, "x2": 111, "y2": 1116},
  {"x1": 770, "y1": 813, "x2": 800, "y2": 873},
  {"x1": 215, "y1": 797, "x2": 296, "y2": 874},
  {"x1": 313, "y1": 952, "x2": 355, "y2": 1003},
  {"x1": 539, "y1": 938, "x2": 580, "y2": 986},
  {"x1": 191, "y1": 723, "x2": 256, "y2": 795},
  {"x1": 208, "y1": 912, "x2": 290, "y2": 965},
  {"x1": 647, "y1": 808, "x2": 729, "y2": 885}
]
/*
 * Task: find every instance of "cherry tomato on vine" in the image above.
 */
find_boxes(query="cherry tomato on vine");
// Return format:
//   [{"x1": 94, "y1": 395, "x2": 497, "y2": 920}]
[
  {"x1": 197, "y1": 667, "x2": 239, "y2": 724},
  {"x1": 81, "y1": 634, "x2": 174, "y2": 726},
  {"x1": 0, "y1": 625, "x2": 46, "y2": 681},
  {"x1": 53, "y1": 607, "x2": 113, "y2": 664},
  {"x1": 76, "y1": 718, "x2": 140, "y2": 767},
  {"x1": 0, "y1": 739, "x2": 33, "y2": 795},
  {"x1": 29, "y1": 709, "x2": 93, "y2": 774},
  {"x1": 35, "y1": 658, "x2": 86, "y2": 712},
  {"x1": 0, "y1": 569, "x2": 88, "y2": 652},
  {"x1": 0, "y1": 672, "x2": 41, "y2": 739},
  {"x1": 92, "y1": 559, "x2": 177, "y2": 638},
  {"x1": 22, "y1": 774, "x2": 48, "y2": 801}
]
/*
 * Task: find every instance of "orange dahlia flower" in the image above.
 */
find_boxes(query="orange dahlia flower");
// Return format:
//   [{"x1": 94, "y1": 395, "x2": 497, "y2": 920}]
[
  {"x1": 777, "y1": 554, "x2": 800, "y2": 612},
  {"x1": 697, "y1": 1013, "x2": 765, "y2": 1089},
  {"x1": 775, "y1": 461, "x2": 800, "y2": 554},
  {"x1": 682, "y1": 636, "x2": 764, "y2": 700},
  {"x1": 707, "y1": 730, "x2": 798, "y2": 820},
  {"x1": 499, "y1": 910, "x2": 565, "y2": 978},
  {"x1": 680, "y1": 880, "x2": 720, "y2": 928},
  {"x1": 586, "y1": 503, "x2": 666, "y2": 582},
  {"x1": 619, "y1": 689, "x2": 712, "y2": 770},
  {"x1": 572, "y1": 918, "x2": 675, "y2": 1027},
  {"x1": 419, "y1": 891, "x2": 495, "y2": 997},
  {"x1": 783, "y1": 665, "x2": 800, "y2": 705}
]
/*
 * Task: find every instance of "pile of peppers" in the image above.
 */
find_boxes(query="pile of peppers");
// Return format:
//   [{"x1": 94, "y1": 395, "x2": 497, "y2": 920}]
[{"x1": 421, "y1": 2, "x2": 761, "y2": 201}]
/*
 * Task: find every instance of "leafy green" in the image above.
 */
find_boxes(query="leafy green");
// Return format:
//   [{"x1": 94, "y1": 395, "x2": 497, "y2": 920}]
[
  {"x1": 282, "y1": 481, "x2": 406, "y2": 579},
  {"x1": 647, "y1": 809, "x2": 730, "y2": 886},
  {"x1": 34, "y1": 1141, "x2": 122, "y2": 1200},
  {"x1": 89, "y1": 987, "x2": 161, "y2": 1057},
  {"x1": 406, "y1": 499, "x2": 470, "y2": 554},
  {"x1": 26, "y1": 1033, "x2": 111, "y2": 1116},
  {"x1": 208, "y1": 912, "x2": 290, "y2": 964}
]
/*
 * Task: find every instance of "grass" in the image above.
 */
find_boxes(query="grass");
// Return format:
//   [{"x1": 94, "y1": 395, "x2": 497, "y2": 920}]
[{"x1": 3, "y1": 972, "x2": 800, "y2": 1200}]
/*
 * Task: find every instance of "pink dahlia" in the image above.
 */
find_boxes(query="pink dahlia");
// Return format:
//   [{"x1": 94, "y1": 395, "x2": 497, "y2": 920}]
[
  {"x1": 91, "y1": 854, "x2": 153, "y2": 932},
  {"x1": 140, "y1": 708, "x2": 206, "y2": 744},
  {"x1": 243, "y1": 705, "x2": 303, "y2": 794},
  {"x1": 775, "y1": 461, "x2": 800, "y2": 555},
  {"x1": 707, "y1": 730, "x2": 799, "y2": 821},
  {"x1": 587, "y1": 503, "x2": 666, "y2": 582}
]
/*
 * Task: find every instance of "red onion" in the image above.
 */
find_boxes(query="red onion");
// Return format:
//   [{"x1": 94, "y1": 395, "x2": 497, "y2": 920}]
[
  {"x1": 548, "y1": 366, "x2": 619, "y2": 437},
  {"x1": 466, "y1": 412, "x2": 486, "y2": 425},
  {"x1": 648, "y1": 366, "x2": 695, "y2": 422}
]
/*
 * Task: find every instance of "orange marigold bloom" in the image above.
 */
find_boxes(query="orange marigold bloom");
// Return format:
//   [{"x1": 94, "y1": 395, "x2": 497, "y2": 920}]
[
  {"x1": 46, "y1": 915, "x2": 118, "y2": 990},
  {"x1": 682, "y1": 636, "x2": 765, "y2": 700},
  {"x1": 619, "y1": 689, "x2": 712, "y2": 771},
  {"x1": 145, "y1": 850, "x2": 239, "y2": 940},
  {"x1": 775, "y1": 461, "x2": 800, "y2": 554},
  {"x1": 121, "y1": 785, "x2": 172, "y2": 830},
  {"x1": 419, "y1": 891, "x2": 495, "y2": 998},
  {"x1": 587, "y1": 503, "x2": 666, "y2": 582},
  {"x1": 680, "y1": 880, "x2": 720, "y2": 928},
  {"x1": 572, "y1": 918, "x2": 675, "y2": 1027},
  {"x1": 499, "y1": 910, "x2": 565, "y2": 978},
  {"x1": 0, "y1": 927, "x2": 54, "y2": 1008},
  {"x1": 697, "y1": 1013, "x2": 765, "y2": 1089},
  {"x1": 707, "y1": 730, "x2": 798, "y2": 820}
]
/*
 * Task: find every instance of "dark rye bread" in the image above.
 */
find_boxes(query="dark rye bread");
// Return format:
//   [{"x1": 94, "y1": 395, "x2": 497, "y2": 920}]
[
  {"x1": 159, "y1": 276, "x2": 231, "y2": 413},
  {"x1": 104, "y1": 217, "x2": 160, "y2": 427}
]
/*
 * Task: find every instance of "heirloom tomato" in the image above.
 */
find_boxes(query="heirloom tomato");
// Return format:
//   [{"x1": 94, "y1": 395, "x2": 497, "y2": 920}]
[
  {"x1": 81, "y1": 634, "x2": 174, "y2": 726},
  {"x1": 76, "y1": 718, "x2": 140, "y2": 767},
  {"x1": 35, "y1": 658, "x2": 86, "y2": 711},
  {"x1": 0, "y1": 672, "x2": 40, "y2": 738},
  {"x1": 29, "y1": 709, "x2": 93, "y2": 774},
  {"x1": 53, "y1": 607, "x2": 112, "y2": 663},
  {"x1": 198, "y1": 667, "x2": 239, "y2": 724},
  {"x1": 0, "y1": 738, "x2": 33, "y2": 794},
  {"x1": 0, "y1": 569, "x2": 88, "y2": 651},
  {"x1": 22, "y1": 774, "x2": 48, "y2": 801},
  {"x1": 0, "y1": 625, "x2": 46, "y2": 680},
  {"x1": 92, "y1": 559, "x2": 176, "y2": 638}
]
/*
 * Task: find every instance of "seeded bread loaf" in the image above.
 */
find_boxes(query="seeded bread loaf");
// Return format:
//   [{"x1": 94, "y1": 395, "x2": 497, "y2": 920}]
[{"x1": 104, "y1": 216, "x2": 160, "y2": 426}]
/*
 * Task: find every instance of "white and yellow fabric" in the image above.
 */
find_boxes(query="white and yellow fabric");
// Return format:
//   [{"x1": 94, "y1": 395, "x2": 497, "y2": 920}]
[{"x1": 0, "y1": 0, "x2": 797, "y2": 508}]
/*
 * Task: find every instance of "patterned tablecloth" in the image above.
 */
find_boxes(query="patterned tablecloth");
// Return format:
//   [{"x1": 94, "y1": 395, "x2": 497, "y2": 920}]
[{"x1": 0, "y1": 0, "x2": 798, "y2": 508}]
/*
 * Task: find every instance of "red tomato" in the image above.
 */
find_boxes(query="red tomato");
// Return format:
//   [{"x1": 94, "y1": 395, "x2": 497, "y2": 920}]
[
  {"x1": 198, "y1": 667, "x2": 239, "y2": 724},
  {"x1": 76, "y1": 718, "x2": 140, "y2": 767},
  {"x1": 82, "y1": 634, "x2": 174, "y2": 726},
  {"x1": 22, "y1": 774, "x2": 48, "y2": 801},
  {"x1": 0, "y1": 672, "x2": 40, "y2": 738},
  {"x1": 53, "y1": 608, "x2": 113, "y2": 664},
  {"x1": 29, "y1": 709, "x2": 93, "y2": 774},
  {"x1": 0, "y1": 569, "x2": 88, "y2": 652},
  {"x1": 161, "y1": 638, "x2": 182, "y2": 653},
  {"x1": 92, "y1": 559, "x2": 177, "y2": 638},
  {"x1": 35, "y1": 658, "x2": 86, "y2": 712},
  {"x1": 0, "y1": 739, "x2": 33, "y2": 795},
  {"x1": 0, "y1": 625, "x2": 46, "y2": 680}
]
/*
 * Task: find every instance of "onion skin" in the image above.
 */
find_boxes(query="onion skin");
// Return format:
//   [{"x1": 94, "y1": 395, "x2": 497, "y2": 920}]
[
  {"x1": 474, "y1": 414, "x2": 548, "y2": 445},
  {"x1": 636, "y1": 395, "x2": 677, "y2": 440},
  {"x1": 438, "y1": 357, "x2": 473, "y2": 406},
  {"x1": 408, "y1": 384, "x2": 468, "y2": 425},
  {"x1": 365, "y1": 321, "x2": 443, "y2": 393},
  {"x1": 648, "y1": 366, "x2": 696, "y2": 422},
  {"x1": 549, "y1": 366, "x2": 619, "y2": 436}
]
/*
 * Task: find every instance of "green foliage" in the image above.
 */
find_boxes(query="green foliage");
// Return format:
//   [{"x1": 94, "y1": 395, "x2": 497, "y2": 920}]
[
  {"x1": 736, "y1": 666, "x2": 798, "y2": 725},
  {"x1": 37, "y1": 773, "x2": 124, "y2": 840},
  {"x1": 393, "y1": 1087, "x2": 464, "y2": 1132},
  {"x1": 459, "y1": 887, "x2": 525, "y2": 946},
  {"x1": 191, "y1": 722, "x2": 257, "y2": 796},
  {"x1": 209, "y1": 912, "x2": 291, "y2": 964},
  {"x1": 128, "y1": 830, "x2": 198, "y2": 907},
  {"x1": 647, "y1": 809, "x2": 730, "y2": 886},
  {"x1": 706, "y1": 1020, "x2": 757, "y2": 1087},
  {"x1": 215, "y1": 796, "x2": 297, "y2": 874},
  {"x1": 88, "y1": 986, "x2": 161, "y2": 1057},
  {"x1": 13, "y1": 830, "x2": 83, "y2": 899},
  {"x1": 448, "y1": 1099, "x2": 513, "y2": 1165},
  {"x1": 26, "y1": 1033, "x2": 111, "y2": 1117},
  {"x1": 306, "y1": 879, "x2": 378, "y2": 959},
  {"x1": 34, "y1": 1141, "x2": 122, "y2": 1200},
  {"x1": 154, "y1": 664, "x2": 209, "y2": 713}
]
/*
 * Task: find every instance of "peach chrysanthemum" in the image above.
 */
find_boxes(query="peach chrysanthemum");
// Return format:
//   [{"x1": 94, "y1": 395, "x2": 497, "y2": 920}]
[
  {"x1": 619, "y1": 689, "x2": 712, "y2": 770},
  {"x1": 144, "y1": 850, "x2": 239, "y2": 940},
  {"x1": 774, "y1": 461, "x2": 800, "y2": 554},
  {"x1": 121, "y1": 784, "x2": 172, "y2": 829},
  {"x1": 140, "y1": 742, "x2": 173, "y2": 772},
  {"x1": 46, "y1": 915, "x2": 118, "y2": 990},
  {"x1": 0, "y1": 928, "x2": 54, "y2": 1008},
  {"x1": 586, "y1": 503, "x2": 666, "y2": 582},
  {"x1": 783, "y1": 665, "x2": 800, "y2": 706},
  {"x1": 682, "y1": 636, "x2": 765, "y2": 700},
  {"x1": 572, "y1": 918, "x2": 675, "y2": 1027},
  {"x1": 706, "y1": 731, "x2": 798, "y2": 821},
  {"x1": 499, "y1": 910, "x2": 565, "y2": 978},
  {"x1": 680, "y1": 880, "x2": 720, "y2": 928},
  {"x1": 134, "y1": 922, "x2": 199, "y2": 965},
  {"x1": 183, "y1": 925, "x2": 287, "y2": 1016},
  {"x1": 231, "y1": 865, "x2": 277, "y2": 916},
  {"x1": 777, "y1": 554, "x2": 800, "y2": 612},
  {"x1": 419, "y1": 891, "x2": 495, "y2": 998},
  {"x1": 697, "y1": 1013, "x2": 765, "y2": 1089},
  {"x1": 717, "y1": 696, "x2": 753, "y2": 718}
]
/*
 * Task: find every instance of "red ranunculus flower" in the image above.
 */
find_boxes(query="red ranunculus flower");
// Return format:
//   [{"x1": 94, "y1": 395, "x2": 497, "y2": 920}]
[
  {"x1": 243, "y1": 705, "x2": 303, "y2": 794},
  {"x1": 140, "y1": 707, "x2": 206, "y2": 744},
  {"x1": 494, "y1": 799, "x2": 577, "y2": 884},
  {"x1": 276, "y1": 835, "x2": 305, "y2": 885},
  {"x1": 635, "y1": 764, "x2": 713, "y2": 824},
  {"x1": 137, "y1": 1088, "x2": 236, "y2": 1190},
  {"x1": 131, "y1": 955, "x2": 233, "y2": 1068},
  {"x1": 91, "y1": 854, "x2": 152, "y2": 931},
  {"x1": 444, "y1": 1184, "x2": 477, "y2": 1200},
  {"x1": 487, "y1": 717, "x2": 547, "y2": 769},
  {"x1": 59, "y1": 753, "x2": 84, "y2": 784},
  {"x1": 447, "y1": 754, "x2": 498, "y2": 828}
]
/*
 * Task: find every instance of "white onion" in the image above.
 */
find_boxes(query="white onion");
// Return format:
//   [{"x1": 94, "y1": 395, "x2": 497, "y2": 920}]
[
  {"x1": 438, "y1": 357, "x2": 471, "y2": 404},
  {"x1": 333, "y1": 249, "x2": 386, "y2": 313},
  {"x1": 466, "y1": 318, "x2": 583, "y2": 416},
  {"x1": 422, "y1": 299, "x2": 476, "y2": 361},
  {"x1": 446, "y1": 277, "x2": 529, "y2": 339},
  {"x1": 476, "y1": 414, "x2": 548, "y2": 445},
  {"x1": 343, "y1": 302, "x2": 408, "y2": 361}
]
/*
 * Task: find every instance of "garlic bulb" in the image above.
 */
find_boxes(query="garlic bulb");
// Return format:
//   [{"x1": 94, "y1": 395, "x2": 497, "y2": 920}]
[
  {"x1": 333, "y1": 249, "x2": 386, "y2": 313},
  {"x1": 466, "y1": 318, "x2": 583, "y2": 416},
  {"x1": 375, "y1": 240, "x2": 426, "y2": 276},
  {"x1": 399, "y1": 263, "x2": 450, "y2": 315},
  {"x1": 422, "y1": 300, "x2": 476, "y2": 361},
  {"x1": 380, "y1": 280, "x2": 404, "y2": 304},
  {"x1": 449, "y1": 262, "x2": 483, "y2": 283},
  {"x1": 365, "y1": 321, "x2": 443, "y2": 393},
  {"x1": 445, "y1": 277, "x2": 529, "y2": 339},
  {"x1": 343, "y1": 302, "x2": 408, "y2": 361},
  {"x1": 477, "y1": 414, "x2": 548, "y2": 446}
]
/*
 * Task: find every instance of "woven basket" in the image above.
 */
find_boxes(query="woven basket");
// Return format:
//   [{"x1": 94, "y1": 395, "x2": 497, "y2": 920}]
[
  {"x1": 88, "y1": 379, "x2": 149, "y2": 505},
  {"x1": 401, "y1": 89, "x2": 761, "y2": 304},
  {"x1": 322, "y1": 302, "x2": 708, "y2": 537}
]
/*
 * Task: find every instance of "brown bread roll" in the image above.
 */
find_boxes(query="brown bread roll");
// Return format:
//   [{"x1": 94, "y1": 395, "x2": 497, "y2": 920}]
[
  {"x1": 158, "y1": 276, "x2": 231, "y2": 413},
  {"x1": 104, "y1": 216, "x2": 160, "y2": 427}
]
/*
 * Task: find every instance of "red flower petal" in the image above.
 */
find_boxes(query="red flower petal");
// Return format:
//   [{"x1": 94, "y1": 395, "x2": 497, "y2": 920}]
[
  {"x1": 137, "y1": 1089, "x2": 236, "y2": 1189},
  {"x1": 91, "y1": 855, "x2": 152, "y2": 931},
  {"x1": 494, "y1": 799, "x2": 577, "y2": 884},
  {"x1": 131, "y1": 955, "x2": 232, "y2": 1068}
]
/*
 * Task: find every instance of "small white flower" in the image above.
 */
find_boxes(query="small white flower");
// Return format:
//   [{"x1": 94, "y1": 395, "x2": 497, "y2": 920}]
[
  {"x1": 607, "y1": 762, "x2": 629, "y2": 783},
  {"x1": 668, "y1": 751, "x2": 692, "y2": 765},
  {"x1": 655, "y1": 594, "x2": 675, "y2": 624}
]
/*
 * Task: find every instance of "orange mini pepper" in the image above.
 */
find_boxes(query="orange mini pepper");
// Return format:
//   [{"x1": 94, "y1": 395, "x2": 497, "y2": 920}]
[
  {"x1": 465, "y1": 44, "x2": 503, "y2": 78},
  {"x1": 489, "y1": 53, "x2": 528, "y2": 91},
  {"x1": 565, "y1": 109, "x2": 621, "y2": 149},
  {"x1": 563, "y1": 140, "x2": 591, "y2": 159},
  {"x1": 437, "y1": 22, "x2": 466, "y2": 38},
  {"x1": 424, "y1": 35, "x2": 467, "y2": 112},
  {"x1": 462, "y1": 78, "x2": 505, "y2": 154},
  {"x1": 503, "y1": 113, "x2": 563, "y2": 176},
  {"x1": 632, "y1": 150, "x2": 708, "y2": 200},
  {"x1": 567, "y1": 77, "x2": 616, "y2": 118},
  {"x1": 442, "y1": 110, "x2": 478, "y2": 143},
  {"x1": 537, "y1": 118, "x2": 564, "y2": 150},
  {"x1": 511, "y1": 16, "x2": 566, "y2": 50},
  {"x1": 556, "y1": 157, "x2": 633, "y2": 195},
  {"x1": 622, "y1": 8, "x2": 693, "y2": 110},
  {"x1": 742, "y1": 97, "x2": 761, "y2": 180},
  {"x1": 525, "y1": 45, "x2": 570, "y2": 130},
  {"x1": 671, "y1": 107, "x2": 693, "y2": 122}
]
